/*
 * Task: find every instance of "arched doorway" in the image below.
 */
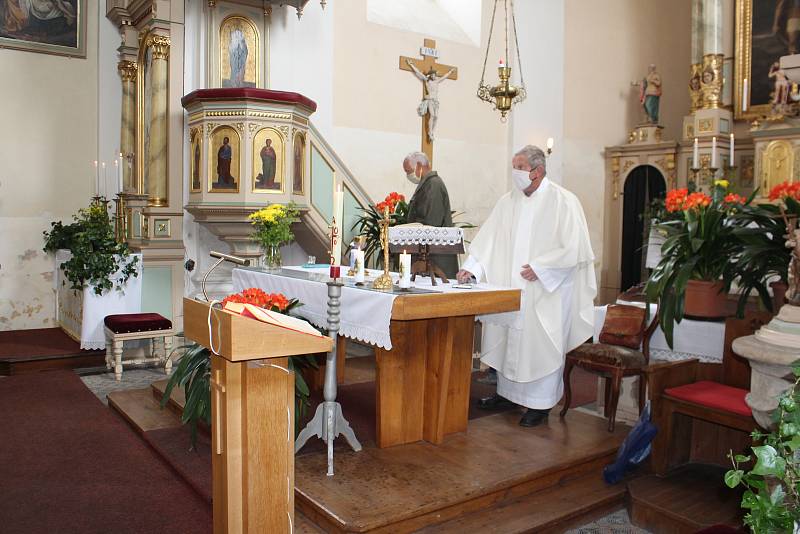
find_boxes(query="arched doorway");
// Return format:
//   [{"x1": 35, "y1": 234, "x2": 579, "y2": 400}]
[{"x1": 620, "y1": 165, "x2": 666, "y2": 292}]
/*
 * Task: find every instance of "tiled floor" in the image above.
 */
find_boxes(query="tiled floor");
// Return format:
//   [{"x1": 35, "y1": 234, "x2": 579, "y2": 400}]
[{"x1": 78, "y1": 361, "x2": 651, "y2": 533}]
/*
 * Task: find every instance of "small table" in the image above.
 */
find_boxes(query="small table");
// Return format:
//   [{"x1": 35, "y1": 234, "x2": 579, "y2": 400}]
[{"x1": 233, "y1": 267, "x2": 520, "y2": 447}]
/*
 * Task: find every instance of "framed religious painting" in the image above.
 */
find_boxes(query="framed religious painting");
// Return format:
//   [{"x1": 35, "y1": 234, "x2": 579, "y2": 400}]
[
  {"x1": 209, "y1": 126, "x2": 241, "y2": 193},
  {"x1": 190, "y1": 128, "x2": 202, "y2": 192},
  {"x1": 0, "y1": 0, "x2": 86, "y2": 58},
  {"x1": 252, "y1": 127, "x2": 284, "y2": 193},
  {"x1": 292, "y1": 131, "x2": 306, "y2": 194},
  {"x1": 735, "y1": 0, "x2": 797, "y2": 119},
  {"x1": 219, "y1": 15, "x2": 260, "y2": 88}
]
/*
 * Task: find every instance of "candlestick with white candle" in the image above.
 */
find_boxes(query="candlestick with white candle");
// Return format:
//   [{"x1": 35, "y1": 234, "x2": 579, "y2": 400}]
[
  {"x1": 117, "y1": 153, "x2": 124, "y2": 194},
  {"x1": 399, "y1": 250, "x2": 412, "y2": 289},
  {"x1": 743, "y1": 78, "x2": 749, "y2": 112},
  {"x1": 332, "y1": 183, "x2": 344, "y2": 265},
  {"x1": 711, "y1": 136, "x2": 718, "y2": 168},
  {"x1": 93, "y1": 160, "x2": 99, "y2": 196},
  {"x1": 353, "y1": 249, "x2": 365, "y2": 284},
  {"x1": 693, "y1": 138, "x2": 699, "y2": 169},
  {"x1": 101, "y1": 161, "x2": 107, "y2": 198},
  {"x1": 729, "y1": 133, "x2": 735, "y2": 164}
]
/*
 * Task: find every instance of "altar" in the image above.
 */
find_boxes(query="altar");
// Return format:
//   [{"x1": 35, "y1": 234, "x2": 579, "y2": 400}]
[{"x1": 233, "y1": 266, "x2": 521, "y2": 447}]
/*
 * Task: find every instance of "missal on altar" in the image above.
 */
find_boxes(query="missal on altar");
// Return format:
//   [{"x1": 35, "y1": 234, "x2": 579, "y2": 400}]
[{"x1": 223, "y1": 301, "x2": 324, "y2": 338}]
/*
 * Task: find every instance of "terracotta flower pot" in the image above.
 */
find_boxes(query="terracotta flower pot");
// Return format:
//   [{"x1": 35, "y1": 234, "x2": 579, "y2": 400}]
[
  {"x1": 770, "y1": 280, "x2": 788, "y2": 312},
  {"x1": 684, "y1": 279, "x2": 728, "y2": 319}
]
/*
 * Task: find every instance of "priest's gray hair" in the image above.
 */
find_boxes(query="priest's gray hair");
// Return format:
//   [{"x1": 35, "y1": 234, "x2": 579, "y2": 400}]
[
  {"x1": 515, "y1": 145, "x2": 547, "y2": 174},
  {"x1": 404, "y1": 151, "x2": 430, "y2": 168}
]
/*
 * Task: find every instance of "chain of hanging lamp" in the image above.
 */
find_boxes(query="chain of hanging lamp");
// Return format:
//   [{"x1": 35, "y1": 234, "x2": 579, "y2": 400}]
[
  {"x1": 260, "y1": 0, "x2": 326, "y2": 20},
  {"x1": 477, "y1": 0, "x2": 527, "y2": 121}
]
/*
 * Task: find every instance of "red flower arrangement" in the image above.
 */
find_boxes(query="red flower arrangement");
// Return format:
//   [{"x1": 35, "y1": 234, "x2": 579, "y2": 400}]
[
  {"x1": 222, "y1": 287, "x2": 296, "y2": 313},
  {"x1": 666, "y1": 188, "x2": 712, "y2": 212},
  {"x1": 769, "y1": 181, "x2": 800, "y2": 202},
  {"x1": 375, "y1": 192, "x2": 406, "y2": 215},
  {"x1": 724, "y1": 193, "x2": 746, "y2": 205}
]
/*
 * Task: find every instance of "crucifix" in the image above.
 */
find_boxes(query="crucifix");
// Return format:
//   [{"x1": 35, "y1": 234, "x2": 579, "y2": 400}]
[{"x1": 399, "y1": 38, "x2": 458, "y2": 164}]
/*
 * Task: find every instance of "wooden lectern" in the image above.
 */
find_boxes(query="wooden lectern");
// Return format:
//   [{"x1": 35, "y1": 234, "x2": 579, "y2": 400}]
[{"x1": 183, "y1": 298, "x2": 333, "y2": 534}]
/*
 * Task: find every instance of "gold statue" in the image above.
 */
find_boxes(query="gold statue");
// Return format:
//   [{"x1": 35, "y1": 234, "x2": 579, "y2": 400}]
[{"x1": 372, "y1": 206, "x2": 394, "y2": 290}]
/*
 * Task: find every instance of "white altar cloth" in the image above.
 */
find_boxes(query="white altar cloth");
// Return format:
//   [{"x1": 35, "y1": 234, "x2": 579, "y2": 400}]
[
  {"x1": 232, "y1": 266, "x2": 515, "y2": 350},
  {"x1": 56, "y1": 250, "x2": 142, "y2": 350},
  {"x1": 593, "y1": 302, "x2": 724, "y2": 363}
]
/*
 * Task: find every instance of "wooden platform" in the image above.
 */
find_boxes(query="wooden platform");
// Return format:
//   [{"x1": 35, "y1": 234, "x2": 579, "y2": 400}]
[
  {"x1": 0, "y1": 327, "x2": 105, "y2": 375},
  {"x1": 628, "y1": 464, "x2": 743, "y2": 533}
]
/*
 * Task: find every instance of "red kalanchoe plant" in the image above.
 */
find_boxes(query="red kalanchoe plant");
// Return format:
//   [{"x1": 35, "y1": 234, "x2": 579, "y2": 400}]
[{"x1": 222, "y1": 288, "x2": 300, "y2": 314}]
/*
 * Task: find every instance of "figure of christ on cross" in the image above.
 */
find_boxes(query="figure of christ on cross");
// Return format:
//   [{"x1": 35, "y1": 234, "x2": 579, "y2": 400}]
[{"x1": 400, "y1": 39, "x2": 458, "y2": 163}]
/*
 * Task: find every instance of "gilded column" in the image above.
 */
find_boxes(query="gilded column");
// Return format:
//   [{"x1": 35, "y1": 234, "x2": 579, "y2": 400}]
[
  {"x1": 700, "y1": 0, "x2": 724, "y2": 109},
  {"x1": 147, "y1": 35, "x2": 170, "y2": 206},
  {"x1": 689, "y1": 0, "x2": 704, "y2": 112},
  {"x1": 118, "y1": 60, "x2": 138, "y2": 193}
]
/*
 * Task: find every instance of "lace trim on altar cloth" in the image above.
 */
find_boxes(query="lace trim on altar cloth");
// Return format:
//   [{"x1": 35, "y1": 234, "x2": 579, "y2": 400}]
[
  {"x1": 294, "y1": 310, "x2": 393, "y2": 351},
  {"x1": 388, "y1": 226, "x2": 464, "y2": 246},
  {"x1": 650, "y1": 348, "x2": 721, "y2": 364},
  {"x1": 81, "y1": 340, "x2": 107, "y2": 351}
]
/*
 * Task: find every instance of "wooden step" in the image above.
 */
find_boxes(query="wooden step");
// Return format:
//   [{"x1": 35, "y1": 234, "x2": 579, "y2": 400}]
[
  {"x1": 151, "y1": 378, "x2": 185, "y2": 415},
  {"x1": 415, "y1": 471, "x2": 626, "y2": 534},
  {"x1": 628, "y1": 463, "x2": 743, "y2": 533},
  {"x1": 108, "y1": 387, "x2": 183, "y2": 434}
]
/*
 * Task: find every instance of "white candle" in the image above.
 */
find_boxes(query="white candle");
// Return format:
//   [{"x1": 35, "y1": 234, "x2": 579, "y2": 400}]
[
  {"x1": 93, "y1": 160, "x2": 99, "y2": 196},
  {"x1": 117, "y1": 153, "x2": 124, "y2": 194},
  {"x1": 546, "y1": 137, "x2": 554, "y2": 151},
  {"x1": 711, "y1": 136, "x2": 718, "y2": 168},
  {"x1": 729, "y1": 133, "x2": 735, "y2": 164},
  {"x1": 399, "y1": 250, "x2": 412, "y2": 289},
  {"x1": 101, "y1": 161, "x2": 107, "y2": 198},
  {"x1": 693, "y1": 138, "x2": 699, "y2": 169},
  {"x1": 332, "y1": 183, "x2": 344, "y2": 265},
  {"x1": 743, "y1": 78, "x2": 749, "y2": 112},
  {"x1": 353, "y1": 250, "x2": 365, "y2": 284}
]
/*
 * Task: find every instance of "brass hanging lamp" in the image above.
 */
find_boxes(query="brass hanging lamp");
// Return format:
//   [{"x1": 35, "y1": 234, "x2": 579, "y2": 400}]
[{"x1": 477, "y1": 0, "x2": 527, "y2": 121}]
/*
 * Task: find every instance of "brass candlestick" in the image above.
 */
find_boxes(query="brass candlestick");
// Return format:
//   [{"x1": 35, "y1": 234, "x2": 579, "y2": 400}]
[
  {"x1": 113, "y1": 194, "x2": 127, "y2": 243},
  {"x1": 372, "y1": 207, "x2": 393, "y2": 290}
]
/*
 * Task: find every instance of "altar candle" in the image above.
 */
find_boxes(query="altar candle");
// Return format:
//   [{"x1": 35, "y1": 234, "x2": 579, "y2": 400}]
[
  {"x1": 332, "y1": 184, "x2": 344, "y2": 265},
  {"x1": 743, "y1": 78, "x2": 749, "y2": 112},
  {"x1": 93, "y1": 160, "x2": 99, "y2": 196},
  {"x1": 711, "y1": 136, "x2": 718, "y2": 168},
  {"x1": 729, "y1": 133, "x2": 735, "y2": 164},
  {"x1": 101, "y1": 161, "x2": 107, "y2": 198},
  {"x1": 692, "y1": 138, "x2": 699, "y2": 169},
  {"x1": 117, "y1": 153, "x2": 124, "y2": 193},
  {"x1": 113, "y1": 158, "x2": 120, "y2": 196},
  {"x1": 546, "y1": 137, "x2": 554, "y2": 151},
  {"x1": 353, "y1": 249, "x2": 365, "y2": 284},
  {"x1": 399, "y1": 250, "x2": 412, "y2": 289},
  {"x1": 329, "y1": 265, "x2": 340, "y2": 280}
]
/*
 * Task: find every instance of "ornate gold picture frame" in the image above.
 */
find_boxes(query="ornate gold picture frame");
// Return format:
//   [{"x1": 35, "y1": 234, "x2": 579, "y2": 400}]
[
  {"x1": 293, "y1": 131, "x2": 306, "y2": 195},
  {"x1": 209, "y1": 126, "x2": 241, "y2": 193},
  {"x1": 0, "y1": 0, "x2": 87, "y2": 58},
  {"x1": 252, "y1": 127, "x2": 284, "y2": 193},
  {"x1": 219, "y1": 15, "x2": 260, "y2": 88}
]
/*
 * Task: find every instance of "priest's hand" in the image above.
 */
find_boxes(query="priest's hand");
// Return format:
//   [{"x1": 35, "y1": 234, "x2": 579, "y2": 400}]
[
  {"x1": 521, "y1": 264, "x2": 538, "y2": 282},
  {"x1": 456, "y1": 269, "x2": 474, "y2": 284}
]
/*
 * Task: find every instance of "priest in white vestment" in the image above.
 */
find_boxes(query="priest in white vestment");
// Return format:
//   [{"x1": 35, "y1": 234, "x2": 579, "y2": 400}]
[{"x1": 457, "y1": 145, "x2": 596, "y2": 427}]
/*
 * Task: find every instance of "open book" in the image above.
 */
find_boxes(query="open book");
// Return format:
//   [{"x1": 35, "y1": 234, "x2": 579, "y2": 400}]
[{"x1": 223, "y1": 302, "x2": 324, "y2": 338}]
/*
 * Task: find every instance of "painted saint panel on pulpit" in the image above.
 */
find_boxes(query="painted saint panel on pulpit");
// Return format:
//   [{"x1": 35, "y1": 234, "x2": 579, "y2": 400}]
[
  {"x1": 209, "y1": 126, "x2": 240, "y2": 193},
  {"x1": 293, "y1": 131, "x2": 306, "y2": 194},
  {"x1": 190, "y1": 129, "x2": 202, "y2": 192},
  {"x1": 253, "y1": 128, "x2": 284, "y2": 193},
  {"x1": 220, "y1": 16, "x2": 259, "y2": 88}
]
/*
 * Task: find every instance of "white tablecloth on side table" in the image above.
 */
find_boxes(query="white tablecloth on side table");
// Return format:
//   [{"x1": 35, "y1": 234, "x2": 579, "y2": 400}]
[
  {"x1": 593, "y1": 303, "x2": 725, "y2": 363},
  {"x1": 56, "y1": 250, "x2": 142, "y2": 350},
  {"x1": 233, "y1": 266, "x2": 516, "y2": 350}
]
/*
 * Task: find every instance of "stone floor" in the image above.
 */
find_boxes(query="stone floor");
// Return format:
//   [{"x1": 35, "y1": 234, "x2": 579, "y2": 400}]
[{"x1": 77, "y1": 363, "x2": 651, "y2": 533}]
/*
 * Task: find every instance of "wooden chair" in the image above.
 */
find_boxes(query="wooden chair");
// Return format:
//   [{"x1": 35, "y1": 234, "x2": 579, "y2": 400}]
[
  {"x1": 645, "y1": 311, "x2": 772, "y2": 475},
  {"x1": 561, "y1": 304, "x2": 659, "y2": 432}
]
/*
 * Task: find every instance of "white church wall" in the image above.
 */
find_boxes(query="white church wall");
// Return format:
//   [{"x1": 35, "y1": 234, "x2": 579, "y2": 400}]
[
  {"x1": 0, "y1": 2, "x2": 100, "y2": 330},
  {"x1": 562, "y1": 0, "x2": 692, "y2": 282}
]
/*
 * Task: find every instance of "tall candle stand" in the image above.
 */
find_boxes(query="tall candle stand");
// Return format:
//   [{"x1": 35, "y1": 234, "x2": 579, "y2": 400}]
[{"x1": 689, "y1": 167, "x2": 701, "y2": 190}]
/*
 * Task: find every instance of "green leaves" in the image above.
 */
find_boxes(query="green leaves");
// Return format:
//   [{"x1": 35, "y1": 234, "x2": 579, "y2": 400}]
[
  {"x1": 724, "y1": 469, "x2": 744, "y2": 488},
  {"x1": 751, "y1": 445, "x2": 787, "y2": 477}
]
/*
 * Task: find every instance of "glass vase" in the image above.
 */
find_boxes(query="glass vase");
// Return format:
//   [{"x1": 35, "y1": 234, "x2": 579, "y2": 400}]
[{"x1": 263, "y1": 244, "x2": 282, "y2": 271}]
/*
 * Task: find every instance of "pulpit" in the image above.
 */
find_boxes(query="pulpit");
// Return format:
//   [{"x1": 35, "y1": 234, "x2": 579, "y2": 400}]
[{"x1": 183, "y1": 298, "x2": 333, "y2": 534}]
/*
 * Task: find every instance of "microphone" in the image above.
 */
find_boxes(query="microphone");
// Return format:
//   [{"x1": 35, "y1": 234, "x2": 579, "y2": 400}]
[{"x1": 209, "y1": 251, "x2": 250, "y2": 266}]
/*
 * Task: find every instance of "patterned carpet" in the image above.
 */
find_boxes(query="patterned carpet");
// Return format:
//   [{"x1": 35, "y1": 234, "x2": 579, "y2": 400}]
[{"x1": 79, "y1": 363, "x2": 652, "y2": 533}]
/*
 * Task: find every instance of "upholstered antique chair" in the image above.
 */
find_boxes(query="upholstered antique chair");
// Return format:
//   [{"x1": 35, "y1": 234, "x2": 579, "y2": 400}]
[
  {"x1": 560, "y1": 304, "x2": 659, "y2": 432},
  {"x1": 103, "y1": 313, "x2": 174, "y2": 381}
]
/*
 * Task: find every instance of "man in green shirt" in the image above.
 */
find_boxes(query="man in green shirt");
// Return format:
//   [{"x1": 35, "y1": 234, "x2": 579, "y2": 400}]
[{"x1": 402, "y1": 152, "x2": 459, "y2": 278}]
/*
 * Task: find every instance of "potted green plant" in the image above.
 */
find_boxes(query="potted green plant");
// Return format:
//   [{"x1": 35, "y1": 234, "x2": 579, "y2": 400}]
[
  {"x1": 43, "y1": 200, "x2": 139, "y2": 295},
  {"x1": 645, "y1": 180, "x2": 749, "y2": 347},
  {"x1": 725, "y1": 360, "x2": 800, "y2": 532},
  {"x1": 352, "y1": 192, "x2": 408, "y2": 268},
  {"x1": 162, "y1": 288, "x2": 317, "y2": 447},
  {"x1": 249, "y1": 202, "x2": 300, "y2": 270}
]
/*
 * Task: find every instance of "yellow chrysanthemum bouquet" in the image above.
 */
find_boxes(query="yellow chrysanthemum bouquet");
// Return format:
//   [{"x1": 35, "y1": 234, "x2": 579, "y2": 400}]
[{"x1": 249, "y1": 202, "x2": 299, "y2": 268}]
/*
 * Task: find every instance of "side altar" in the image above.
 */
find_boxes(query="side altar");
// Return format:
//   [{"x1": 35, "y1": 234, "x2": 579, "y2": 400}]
[{"x1": 233, "y1": 266, "x2": 521, "y2": 448}]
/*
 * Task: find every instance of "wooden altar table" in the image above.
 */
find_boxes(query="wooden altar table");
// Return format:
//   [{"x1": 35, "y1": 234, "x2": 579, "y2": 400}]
[{"x1": 233, "y1": 267, "x2": 521, "y2": 448}]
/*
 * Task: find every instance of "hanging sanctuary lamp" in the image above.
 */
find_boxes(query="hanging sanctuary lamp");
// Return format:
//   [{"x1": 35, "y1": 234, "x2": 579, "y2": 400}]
[{"x1": 477, "y1": 0, "x2": 527, "y2": 121}]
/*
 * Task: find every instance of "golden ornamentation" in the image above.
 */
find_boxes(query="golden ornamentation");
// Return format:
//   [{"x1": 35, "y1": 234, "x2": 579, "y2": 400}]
[
  {"x1": 700, "y1": 53, "x2": 724, "y2": 110},
  {"x1": 763, "y1": 140, "x2": 794, "y2": 192},
  {"x1": 685, "y1": 124, "x2": 695, "y2": 139},
  {"x1": 118, "y1": 60, "x2": 138, "y2": 82},
  {"x1": 655, "y1": 128, "x2": 663, "y2": 142},
  {"x1": 628, "y1": 131, "x2": 636, "y2": 144},
  {"x1": 688, "y1": 62, "x2": 703, "y2": 112},
  {"x1": 666, "y1": 153, "x2": 677, "y2": 188},
  {"x1": 206, "y1": 123, "x2": 219, "y2": 137},
  {"x1": 248, "y1": 111, "x2": 292, "y2": 119},
  {"x1": 277, "y1": 125, "x2": 290, "y2": 139},
  {"x1": 622, "y1": 160, "x2": 636, "y2": 173},
  {"x1": 248, "y1": 123, "x2": 261, "y2": 134},
  {"x1": 372, "y1": 207, "x2": 394, "y2": 290},
  {"x1": 611, "y1": 157, "x2": 621, "y2": 201},
  {"x1": 188, "y1": 112, "x2": 204, "y2": 123},
  {"x1": 147, "y1": 35, "x2": 170, "y2": 61},
  {"x1": 154, "y1": 218, "x2": 171, "y2": 238},
  {"x1": 233, "y1": 122, "x2": 245, "y2": 134},
  {"x1": 205, "y1": 111, "x2": 247, "y2": 117},
  {"x1": 638, "y1": 129, "x2": 649, "y2": 142},
  {"x1": 698, "y1": 118, "x2": 713, "y2": 133}
]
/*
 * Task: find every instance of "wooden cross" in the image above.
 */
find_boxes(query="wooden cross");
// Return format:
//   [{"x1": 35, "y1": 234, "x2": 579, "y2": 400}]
[
  {"x1": 399, "y1": 38, "x2": 458, "y2": 164},
  {"x1": 211, "y1": 368, "x2": 226, "y2": 455}
]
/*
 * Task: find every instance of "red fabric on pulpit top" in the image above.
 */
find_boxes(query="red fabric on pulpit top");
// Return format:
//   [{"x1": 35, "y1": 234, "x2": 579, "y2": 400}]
[
  {"x1": 181, "y1": 88, "x2": 317, "y2": 112},
  {"x1": 665, "y1": 380, "x2": 752, "y2": 417}
]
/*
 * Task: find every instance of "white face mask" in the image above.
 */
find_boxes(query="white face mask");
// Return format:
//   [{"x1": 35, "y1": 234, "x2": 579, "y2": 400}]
[
  {"x1": 406, "y1": 171, "x2": 421, "y2": 185},
  {"x1": 512, "y1": 168, "x2": 533, "y2": 191}
]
